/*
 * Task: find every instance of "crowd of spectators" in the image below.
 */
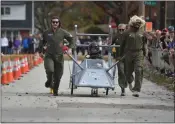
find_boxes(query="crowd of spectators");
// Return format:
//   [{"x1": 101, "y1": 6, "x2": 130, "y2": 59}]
[
  {"x1": 1, "y1": 34, "x2": 41, "y2": 55},
  {"x1": 145, "y1": 26, "x2": 175, "y2": 77}
]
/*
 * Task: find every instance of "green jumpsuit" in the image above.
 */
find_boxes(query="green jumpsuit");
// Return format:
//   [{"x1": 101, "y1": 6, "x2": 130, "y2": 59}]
[
  {"x1": 38, "y1": 28, "x2": 74, "y2": 94},
  {"x1": 112, "y1": 33, "x2": 127, "y2": 89},
  {"x1": 120, "y1": 30, "x2": 147, "y2": 92}
]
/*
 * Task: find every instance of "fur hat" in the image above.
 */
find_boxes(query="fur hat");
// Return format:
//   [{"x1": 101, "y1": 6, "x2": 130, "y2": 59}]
[{"x1": 129, "y1": 15, "x2": 146, "y2": 28}]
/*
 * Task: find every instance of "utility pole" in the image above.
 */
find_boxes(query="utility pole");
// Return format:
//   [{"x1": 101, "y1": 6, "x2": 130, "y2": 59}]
[
  {"x1": 139, "y1": 1, "x2": 145, "y2": 17},
  {"x1": 164, "y1": 1, "x2": 167, "y2": 28},
  {"x1": 160, "y1": 1, "x2": 166, "y2": 30},
  {"x1": 32, "y1": 1, "x2": 34, "y2": 34},
  {"x1": 125, "y1": 2, "x2": 128, "y2": 23}
]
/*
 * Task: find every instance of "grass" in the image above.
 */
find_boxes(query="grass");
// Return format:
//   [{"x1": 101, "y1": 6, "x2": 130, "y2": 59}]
[{"x1": 143, "y1": 67, "x2": 174, "y2": 91}]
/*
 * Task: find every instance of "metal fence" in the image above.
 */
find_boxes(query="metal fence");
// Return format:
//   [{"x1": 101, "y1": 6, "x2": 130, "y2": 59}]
[{"x1": 148, "y1": 48, "x2": 174, "y2": 72}]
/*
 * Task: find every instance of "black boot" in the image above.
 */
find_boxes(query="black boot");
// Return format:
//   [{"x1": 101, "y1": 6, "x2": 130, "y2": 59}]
[
  {"x1": 121, "y1": 88, "x2": 126, "y2": 96},
  {"x1": 53, "y1": 90, "x2": 58, "y2": 96},
  {"x1": 45, "y1": 72, "x2": 53, "y2": 88}
]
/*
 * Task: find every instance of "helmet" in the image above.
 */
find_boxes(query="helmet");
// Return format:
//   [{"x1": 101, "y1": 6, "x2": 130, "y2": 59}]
[{"x1": 88, "y1": 42, "x2": 100, "y2": 56}]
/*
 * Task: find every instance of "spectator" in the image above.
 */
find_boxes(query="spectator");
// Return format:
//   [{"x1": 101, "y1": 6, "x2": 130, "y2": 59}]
[
  {"x1": 1, "y1": 34, "x2": 8, "y2": 54},
  {"x1": 167, "y1": 37, "x2": 175, "y2": 50},
  {"x1": 154, "y1": 30, "x2": 162, "y2": 48},
  {"x1": 13, "y1": 36, "x2": 21, "y2": 54},
  {"x1": 168, "y1": 26, "x2": 174, "y2": 33},
  {"x1": 33, "y1": 35, "x2": 40, "y2": 53},
  {"x1": 79, "y1": 36, "x2": 85, "y2": 55},
  {"x1": 7, "y1": 38, "x2": 13, "y2": 54},
  {"x1": 28, "y1": 34, "x2": 34, "y2": 54},
  {"x1": 22, "y1": 36, "x2": 29, "y2": 53},
  {"x1": 167, "y1": 26, "x2": 175, "y2": 49},
  {"x1": 160, "y1": 28, "x2": 169, "y2": 50}
]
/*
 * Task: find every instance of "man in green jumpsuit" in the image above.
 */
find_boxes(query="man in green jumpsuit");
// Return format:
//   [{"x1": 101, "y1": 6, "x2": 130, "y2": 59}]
[
  {"x1": 120, "y1": 15, "x2": 147, "y2": 97},
  {"x1": 112, "y1": 24, "x2": 128, "y2": 96},
  {"x1": 38, "y1": 16, "x2": 74, "y2": 96}
]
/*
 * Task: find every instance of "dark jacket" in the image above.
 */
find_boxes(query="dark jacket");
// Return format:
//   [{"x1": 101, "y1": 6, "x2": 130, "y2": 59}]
[{"x1": 38, "y1": 28, "x2": 74, "y2": 55}]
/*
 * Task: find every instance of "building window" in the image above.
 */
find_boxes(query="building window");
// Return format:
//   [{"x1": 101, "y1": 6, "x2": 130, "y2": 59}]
[
  {"x1": 1, "y1": 7, "x2": 11, "y2": 15},
  {"x1": 5, "y1": 7, "x2": 10, "y2": 15}
]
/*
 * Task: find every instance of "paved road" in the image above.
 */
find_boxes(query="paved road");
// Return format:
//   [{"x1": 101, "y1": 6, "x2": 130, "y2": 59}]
[{"x1": 0, "y1": 61, "x2": 174, "y2": 124}]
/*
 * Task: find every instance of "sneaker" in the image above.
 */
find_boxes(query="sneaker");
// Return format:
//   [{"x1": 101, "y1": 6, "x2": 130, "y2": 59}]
[
  {"x1": 132, "y1": 91, "x2": 139, "y2": 97},
  {"x1": 50, "y1": 88, "x2": 54, "y2": 94},
  {"x1": 53, "y1": 93, "x2": 58, "y2": 96},
  {"x1": 121, "y1": 88, "x2": 126, "y2": 96},
  {"x1": 121, "y1": 92, "x2": 126, "y2": 96}
]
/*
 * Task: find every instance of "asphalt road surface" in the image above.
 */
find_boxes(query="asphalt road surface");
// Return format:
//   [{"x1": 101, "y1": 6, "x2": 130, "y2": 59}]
[{"x1": 0, "y1": 61, "x2": 174, "y2": 124}]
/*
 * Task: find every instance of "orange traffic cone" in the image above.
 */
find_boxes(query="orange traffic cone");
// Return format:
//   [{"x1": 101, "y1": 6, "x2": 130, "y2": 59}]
[
  {"x1": 17, "y1": 58, "x2": 22, "y2": 78},
  {"x1": 6, "y1": 59, "x2": 14, "y2": 83},
  {"x1": 1, "y1": 61, "x2": 8, "y2": 84},
  {"x1": 33, "y1": 54, "x2": 38, "y2": 66},
  {"x1": 25, "y1": 56, "x2": 29, "y2": 73},
  {"x1": 30, "y1": 55, "x2": 34, "y2": 69},
  {"x1": 13, "y1": 58, "x2": 19, "y2": 80},
  {"x1": 20, "y1": 57, "x2": 25, "y2": 74}
]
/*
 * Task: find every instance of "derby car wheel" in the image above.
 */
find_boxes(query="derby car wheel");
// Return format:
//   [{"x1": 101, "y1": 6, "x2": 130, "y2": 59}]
[
  {"x1": 91, "y1": 89, "x2": 93, "y2": 96},
  {"x1": 69, "y1": 76, "x2": 72, "y2": 89},
  {"x1": 70, "y1": 76, "x2": 74, "y2": 95},
  {"x1": 106, "y1": 88, "x2": 109, "y2": 95},
  {"x1": 71, "y1": 82, "x2": 74, "y2": 95},
  {"x1": 95, "y1": 89, "x2": 98, "y2": 96},
  {"x1": 91, "y1": 89, "x2": 98, "y2": 96}
]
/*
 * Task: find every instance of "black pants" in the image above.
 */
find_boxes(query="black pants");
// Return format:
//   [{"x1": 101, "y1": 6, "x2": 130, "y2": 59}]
[
  {"x1": 1, "y1": 47, "x2": 8, "y2": 54},
  {"x1": 23, "y1": 48, "x2": 29, "y2": 53}
]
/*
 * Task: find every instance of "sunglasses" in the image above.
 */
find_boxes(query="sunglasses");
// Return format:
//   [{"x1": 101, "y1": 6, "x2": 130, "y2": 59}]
[
  {"x1": 52, "y1": 21, "x2": 59, "y2": 24},
  {"x1": 119, "y1": 29, "x2": 124, "y2": 31}
]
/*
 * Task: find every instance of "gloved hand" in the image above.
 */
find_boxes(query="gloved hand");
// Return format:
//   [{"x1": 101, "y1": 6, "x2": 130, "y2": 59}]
[
  {"x1": 62, "y1": 46, "x2": 69, "y2": 53},
  {"x1": 39, "y1": 52, "x2": 44, "y2": 58},
  {"x1": 85, "y1": 55, "x2": 90, "y2": 58}
]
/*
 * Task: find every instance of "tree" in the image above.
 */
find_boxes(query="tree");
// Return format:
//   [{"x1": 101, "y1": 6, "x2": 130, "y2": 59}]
[
  {"x1": 94, "y1": 1, "x2": 141, "y2": 25},
  {"x1": 34, "y1": 1, "x2": 77, "y2": 33},
  {"x1": 60, "y1": 1, "x2": 108, "y2": 30}
]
